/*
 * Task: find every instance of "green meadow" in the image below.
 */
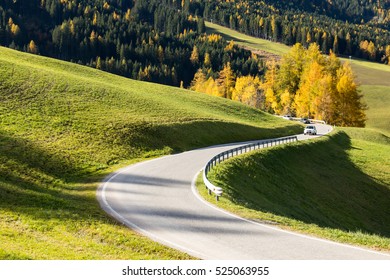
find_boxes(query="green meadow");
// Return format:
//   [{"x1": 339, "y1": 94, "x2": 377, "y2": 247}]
[
  {"x1": 0, "y1": 47, "x2": 301, "y2": 259},
  {"x1": 206, "y1": 21, "x2": 290, "y2": 56}
]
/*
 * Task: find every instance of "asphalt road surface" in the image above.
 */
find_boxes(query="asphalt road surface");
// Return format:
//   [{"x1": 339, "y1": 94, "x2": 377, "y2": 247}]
[{"x1": 97, "y1": 124, "x2": 390, "y2": 259}]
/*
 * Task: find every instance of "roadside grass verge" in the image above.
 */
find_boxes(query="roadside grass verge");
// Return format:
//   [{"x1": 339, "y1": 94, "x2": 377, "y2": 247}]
[
  {"x1": 0, "y1": 47, "x2": 301, "y2": 259},
  {"x1": 197, "y1": 129, "x2": 390, "y2": 251}
]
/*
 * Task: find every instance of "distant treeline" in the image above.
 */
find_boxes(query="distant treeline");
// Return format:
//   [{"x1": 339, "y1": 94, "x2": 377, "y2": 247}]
[
  {"x1": 190, "y1": 0, "x2": 390, "y2": 64},
  {"x1": 0, "y1": 0, "x2": 262, "y2": 87},
  {"x1": 1, "y1": 0, "x2": 389, "y2": 89}
]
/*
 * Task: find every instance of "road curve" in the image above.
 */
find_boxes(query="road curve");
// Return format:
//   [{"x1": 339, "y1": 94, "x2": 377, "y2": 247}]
[{"x1": 97, "y1": 124, "x2": 390, "y2": 259}]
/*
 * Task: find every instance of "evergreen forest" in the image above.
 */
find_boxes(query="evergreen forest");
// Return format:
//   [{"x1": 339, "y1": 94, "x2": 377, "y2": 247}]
[
  {"x1": 198, "y1": 0, "x2": 390, "y2": 64},
  {"x1": 0, "y1": 0, "x2": 262, "y2": 87}
]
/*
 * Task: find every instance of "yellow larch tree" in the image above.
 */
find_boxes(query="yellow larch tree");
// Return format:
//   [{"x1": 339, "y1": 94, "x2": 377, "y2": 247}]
[
  {"x1": 232, "y1": 76, "x2": 261, "y2": 107},
  {"x1": 190, "y1": 69, "x2": 207, "y2": 93},
  {"x1": 280, "y1": 89, "x2": 294, "y2": 115},
  {"x1": 204, "y1": 77, "x2": 223, "y2": 97},
  {"x1": 313, "y1": 74, "x2": 335, "y2": 122},
  {"x1": 385, "y1": 45, "x2": 390, "y2": 65},
  {"x1": 276, "y1": 43, "x2": 305, "y2": 105},
  {"x1": 190, "y1": 45, "x2": 199, "y2": 65},
  {"x1": 217, "y1": 62, "x2": 235, "y2": 99},
  {"x1": 27, "y1": 40, "x2": 38, "y2": 54},
  {"x1": 125, "y1": 9, "x2": 131, "y2": 21},
  {"x1": 294, "y1": 60, "x2": 324, "y2": 118},
  {"x1": 204, "y1": 52, "x2": 211, "y2": 68},
  {"x1": 334, "y1": 62, "x2": 366, "y2": 127},
  {"x1": 262, "y1": 59, "x2": 281, "y2": 113}
]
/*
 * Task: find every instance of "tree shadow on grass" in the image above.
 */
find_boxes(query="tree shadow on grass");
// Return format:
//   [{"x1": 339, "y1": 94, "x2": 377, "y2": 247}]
[
  {"x1": 107, "y1": 119, "x2": 301, "y2": 154},
  {"x1": 0, "y1": 128, "x2": 127, "y2": 227},
  {"x1": 0, "y1": 120, "x2": 301, "y2": 225},
  {"x1": 217, "y1": 131, "x2": 390, "y2": 238}
]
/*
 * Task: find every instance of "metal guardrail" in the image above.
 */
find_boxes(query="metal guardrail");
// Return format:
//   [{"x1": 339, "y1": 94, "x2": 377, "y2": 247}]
[{"x1": 203, "y1": 136, "x2": 298, "y2": 200}]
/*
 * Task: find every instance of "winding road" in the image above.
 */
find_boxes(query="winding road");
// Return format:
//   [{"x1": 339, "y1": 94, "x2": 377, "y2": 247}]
[{"x1": 97, "y1": 124, "x2": 390, "y2": 259}]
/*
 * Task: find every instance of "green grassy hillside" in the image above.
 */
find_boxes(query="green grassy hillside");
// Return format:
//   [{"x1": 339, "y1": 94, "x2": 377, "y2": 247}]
[
  {"x1": 0, "y1": 47, "x2": 301, "y2": 259},
  {"x1": 206, "y1": 21, "x2": 390, "y2": 133},
  {"x1": 361, "y1": 85, "x2": 390, "y2": 133},
  {"x1": 200, "y1": 129, "x2": 390, "y2": 251},
  {"x1": 206, "y1": 21, "x2": 290, "y2": 56},
  {"x1": 197, "y1": 22, "x2": 390, "y2": 251}
]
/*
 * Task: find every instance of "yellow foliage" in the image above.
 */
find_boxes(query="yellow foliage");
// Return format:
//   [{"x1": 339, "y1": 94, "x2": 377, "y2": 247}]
[
  {"x1": 125, "y1": 9, "x2": 131, "y2": 21},
  {"x1": 280, "y1": 89, "x2": 293, "y2": 114},
  {"x1": 93, "y1": 13, "x2": 98, "y2": 26},
  {"x1": 334, "y1": 62, "x2": 366, "y2": 126},
  {"x1": 204, "y1": 53, "x2": 211, "y2": 68},
  {"x1": 96, "y1": 57, "x2": 101, "y2": 69},
  {"x1": 207, "y1": 34, "x2": 222, "y2": 43},
  {"x1": 84, "y1": 6, "x2": 90, "y2": 15},
  {"x1": 217, "y1": 62, "x2": 235, "y2": 99},
  {"x1": 190, "y1": 46, "x2": 199, "y2": 65},
  {"x1": 294, "y1": 60, "x2": 324, "y2": 117},
  {"x1": 157, "y1": 45, "x2": 164, "y2": 63},
  {"x1": 103, "y1": 2, "x2": 110, "y2": 10},
  {"x1": 190, "y1": 69, "x2": 207, "y2": 92},
  {"x1": 265, "y1": 88, "x2": 281, "y2": 114},
  {"x1": 232, "y1": 76, "x2": 261, "y2": 107},
  {"x1": 386, "y1": 45, "x2": 390, "y2": 64},
  {"x1": 90, "y1": 30, "x2": 97, "y2": 42},
  {"x1": 70, "y1": 20, "x2": 75, "y2": 35},
  {"x1": 224, "y1": 40, "x2": 235, "y2": 52},
  {"x1": 27, "y1": 40, "x2": 38, "y2": 54},
  {"x1": 113, "y1": 11, "x2": 120, "y2": 21},
  {"x1": 205, "y1": 77, "x2": 223, "y2": 97},
  {"x1": 9, "y1": 18, "x2": 20, "y2": 36},
  {"x1": 262, "y1": 42, "x2": 365, "y2": 126}
]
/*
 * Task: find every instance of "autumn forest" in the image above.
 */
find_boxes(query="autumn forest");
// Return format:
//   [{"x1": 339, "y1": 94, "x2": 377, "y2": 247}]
[{"x1": 0, "y1": 0, "x2": 386, "y2": 127}]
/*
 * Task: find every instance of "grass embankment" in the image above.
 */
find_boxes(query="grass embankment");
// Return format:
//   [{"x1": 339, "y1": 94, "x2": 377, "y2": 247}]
[
  {"x1": 0, "y1": 47, "x2": 302, "y2": 259},
  {"x1": 206, "y1": 21, "x2": 390, "y2": 133},
  {"x1": 198, "y1": 129, "x2": 390, "y2": 251}
]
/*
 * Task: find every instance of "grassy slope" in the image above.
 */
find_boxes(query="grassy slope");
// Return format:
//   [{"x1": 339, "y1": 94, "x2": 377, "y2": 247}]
[
  {"x1": 206, "y1": 21, "x2": 290, "y2": 56},
  {"x1": 0, "y1": 47, "x2": 301, "y2": 259},
  {"x1": 199, "y1": 129, "x2": 390, "y2": 250},
  {"x1": 201, "y1": 22, "x2": 390, "y2": 251},
  {"x1": 206, "y1": 21, "x2": 390, "y2": 133},
  {"x1": 360, "y1": 85, "x2": 390, "y2": 133}
]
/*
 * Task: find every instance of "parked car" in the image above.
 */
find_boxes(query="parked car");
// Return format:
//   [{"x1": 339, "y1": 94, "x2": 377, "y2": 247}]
[
  {"x1": 303, "y1": 125, "x2": 317, "y2": 135},
  {"x1": 300, "y1": 118, "x2": 311, "y2": 124},
  {"x1": 283, "y1": 115, "x2": 293, "y2": 120}
]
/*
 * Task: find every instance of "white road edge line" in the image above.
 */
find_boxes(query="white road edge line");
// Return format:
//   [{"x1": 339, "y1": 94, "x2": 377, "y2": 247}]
[{"x1": 97, "y1": 158, "x2": 208, "y2": 259}]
